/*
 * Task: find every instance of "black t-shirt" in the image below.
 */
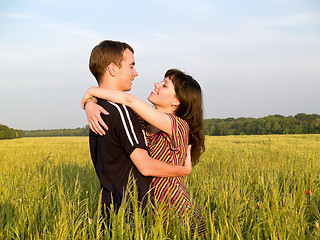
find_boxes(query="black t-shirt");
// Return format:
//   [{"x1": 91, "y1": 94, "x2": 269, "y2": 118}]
[{"x1": 89, "y1": 99, "x2": 153, "y2": 209}]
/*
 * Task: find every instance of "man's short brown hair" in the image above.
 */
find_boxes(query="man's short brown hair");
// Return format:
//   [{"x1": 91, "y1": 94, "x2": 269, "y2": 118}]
[{"x1": 89, "y1": 40, "x2": 134, "y2": 83}]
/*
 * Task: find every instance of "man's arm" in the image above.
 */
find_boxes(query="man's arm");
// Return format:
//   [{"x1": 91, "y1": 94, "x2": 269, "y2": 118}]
[
  {"x1": 130, "y1": 146, "x2": 192, "y2": 177},
  {"x1": 82, "y1": 87, "x2": 172, "y2": 135},
  {"x1": 84, "y1": 100, "x2": 191, "y2": 177}
]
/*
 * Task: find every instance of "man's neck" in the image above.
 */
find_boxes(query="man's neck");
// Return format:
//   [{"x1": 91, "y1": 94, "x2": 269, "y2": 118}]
[{"x1": 99, "y1": 78, "x2": 120, "y2": 90}]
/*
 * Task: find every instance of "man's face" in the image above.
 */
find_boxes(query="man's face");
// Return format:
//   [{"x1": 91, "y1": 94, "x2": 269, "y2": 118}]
[{"x1": 115, "y1": 48, "x2": 138, "y2": 91}]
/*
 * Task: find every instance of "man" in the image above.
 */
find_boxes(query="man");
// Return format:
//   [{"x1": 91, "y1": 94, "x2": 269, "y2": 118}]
[{"x1": 84, "y1": 40, "x2": 191, "y2": 219}]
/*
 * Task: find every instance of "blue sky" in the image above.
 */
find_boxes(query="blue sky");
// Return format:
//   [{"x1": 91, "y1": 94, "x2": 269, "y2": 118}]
[{"x1": 1, "y1": 0, "x2": 319, "y2": 130}]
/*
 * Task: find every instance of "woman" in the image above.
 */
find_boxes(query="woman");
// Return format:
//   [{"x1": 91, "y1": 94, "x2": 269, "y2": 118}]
[{"x1": 82, "y1": 69, "x2": 206, "y2": 237}]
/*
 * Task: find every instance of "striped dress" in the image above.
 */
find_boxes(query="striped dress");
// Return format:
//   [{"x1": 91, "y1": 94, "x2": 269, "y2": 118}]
[{"x1": 145, "y1": 114, "x2": 206, "y2": 236}]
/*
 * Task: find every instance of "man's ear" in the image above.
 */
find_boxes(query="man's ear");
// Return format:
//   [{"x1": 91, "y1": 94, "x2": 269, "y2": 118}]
[{"x1": 106, "y1": 63, "x2": 117, "y2": 76}]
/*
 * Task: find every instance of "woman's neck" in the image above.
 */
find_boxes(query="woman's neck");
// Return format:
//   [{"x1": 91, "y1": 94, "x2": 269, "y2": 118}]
[{"x1": 154, "y1": 105, "x2": 174, "y2": 115}]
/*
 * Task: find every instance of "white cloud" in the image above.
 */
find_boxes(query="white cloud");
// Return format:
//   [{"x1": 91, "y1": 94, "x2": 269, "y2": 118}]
[
  {"x1": 250, "y1": 12, "x2": 320, "y2": 27},
  {"x1": 1, "y1": 0, "x2": 320, "y2": 129},
  {"x1": 38, "y1": 22, "x2": 102, "y2": 41},
  {"x1": 0, "y1": 12, "x2": 35, "y2": 20}
]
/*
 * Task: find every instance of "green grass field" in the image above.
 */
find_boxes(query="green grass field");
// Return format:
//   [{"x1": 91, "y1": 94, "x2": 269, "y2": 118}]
[{"x1": 1, "y1": 135, "x2": 320, "y2": 239}]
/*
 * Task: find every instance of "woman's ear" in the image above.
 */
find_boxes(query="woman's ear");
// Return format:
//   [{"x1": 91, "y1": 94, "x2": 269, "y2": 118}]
[{"x1": 172, "y1": 98, "x2": 180, "y2": 107}]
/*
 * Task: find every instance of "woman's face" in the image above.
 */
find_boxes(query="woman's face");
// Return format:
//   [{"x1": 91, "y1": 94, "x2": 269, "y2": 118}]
[{"x1": 148, "y1": 77, "x2": 179, "y2": 112}]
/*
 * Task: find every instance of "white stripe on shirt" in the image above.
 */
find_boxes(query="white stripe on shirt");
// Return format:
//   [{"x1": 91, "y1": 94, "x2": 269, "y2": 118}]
[
  {"x1": 123, "y1": 105, "x2": 139, "y2": 144},
  {"x1": 108, "y1": 102, "x2": 138, "y2": 146}
]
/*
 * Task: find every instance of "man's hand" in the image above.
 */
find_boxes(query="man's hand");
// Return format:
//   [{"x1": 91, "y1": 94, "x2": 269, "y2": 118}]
[{"x1": 84, "y1": 100, "x2": 109, "y2": 135}]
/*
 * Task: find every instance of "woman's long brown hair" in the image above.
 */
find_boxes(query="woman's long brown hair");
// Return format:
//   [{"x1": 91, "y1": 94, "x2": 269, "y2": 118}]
[{"x1": 165, "y1": 69, "x2": 205, "y2": 165}]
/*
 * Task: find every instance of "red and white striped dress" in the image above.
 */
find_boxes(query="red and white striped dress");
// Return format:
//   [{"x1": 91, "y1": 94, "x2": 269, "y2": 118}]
[{"x1": 145, "y1": 114, "x2": 206, "y2": 236}]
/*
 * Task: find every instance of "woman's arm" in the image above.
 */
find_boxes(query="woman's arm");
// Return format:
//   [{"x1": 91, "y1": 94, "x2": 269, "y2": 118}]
[
  {"x1": 130, "y1": 145, "x2": 192, "y2": 177},
  {"x1": 82, "y1": 87, "x2": 172, "y2": 135}
]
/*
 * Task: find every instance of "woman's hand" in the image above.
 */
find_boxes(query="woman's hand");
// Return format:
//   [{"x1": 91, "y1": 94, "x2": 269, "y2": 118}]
[
  {"x1": 84, "y1": 100, "x2": 109, "y2": 136},
  {"x1": 184, "y1": 145, "x2": 192, "y2": 175}
]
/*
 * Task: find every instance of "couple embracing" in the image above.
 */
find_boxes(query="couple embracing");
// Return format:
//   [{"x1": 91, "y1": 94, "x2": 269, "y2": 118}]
[{"x1": 82, "y1": 40, "x2": 206, "y2": 237}]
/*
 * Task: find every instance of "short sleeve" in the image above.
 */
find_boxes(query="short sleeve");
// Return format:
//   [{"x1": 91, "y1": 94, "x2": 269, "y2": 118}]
[
  {"x1": 166, "y1": 113, "x2": 189, "y2": 151},
  {"x1": 112, "y1": 104, "x2": 148, "y2": 155}
]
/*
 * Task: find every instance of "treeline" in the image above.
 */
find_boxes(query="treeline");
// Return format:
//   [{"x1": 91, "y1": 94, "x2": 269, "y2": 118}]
[
  {"x1": 23, "y1": 126, "x2": 90, "y2": 137},
  {"x1": 2, "y1": 113, "x2": 320, "y2": 139},
  {"x1": 0, "y1": 124, "x2": 89, "y2": 140},
  {"x1": 0, "y1": 124, "x2": 24, "y2": 139},
  {"x1": 204, "y1": 113, "x2": 320, "y2": 136}
]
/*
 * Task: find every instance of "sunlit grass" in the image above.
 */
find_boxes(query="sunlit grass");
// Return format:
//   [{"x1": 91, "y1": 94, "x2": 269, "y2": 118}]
[{"x1": 1, "y1": 135, "x2": 320, "y2": 239}]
